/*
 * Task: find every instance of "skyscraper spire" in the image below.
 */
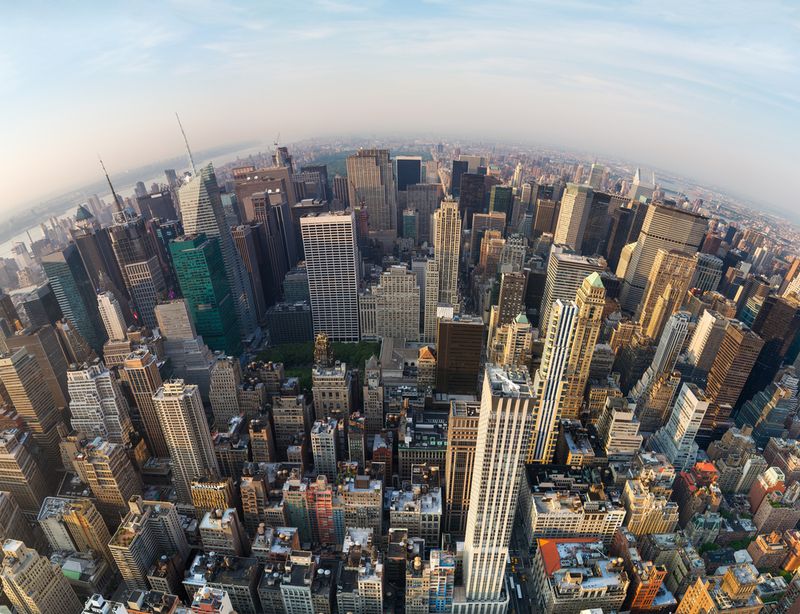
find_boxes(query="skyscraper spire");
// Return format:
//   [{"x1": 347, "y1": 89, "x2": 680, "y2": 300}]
[
  {"x1": 175, "y1": 112, "x2": 196, "y2": 176},
  {"x1": 98, "y1": 155, "x2": 122, "y2": 211}
]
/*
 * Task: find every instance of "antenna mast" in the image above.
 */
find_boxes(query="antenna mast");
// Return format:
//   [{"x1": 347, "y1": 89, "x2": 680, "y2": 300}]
[
  {"x1": 98, "y1": 156, "x2": 122, "y2": 210},
  {"x1": 176, "y1": 112, "x2": 197, "y2": 175}
]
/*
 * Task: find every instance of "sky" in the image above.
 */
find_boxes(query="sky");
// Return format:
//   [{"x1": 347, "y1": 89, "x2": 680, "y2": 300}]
[{"x1": 1, "y1": 0, "x2": 798, "y2": 215}]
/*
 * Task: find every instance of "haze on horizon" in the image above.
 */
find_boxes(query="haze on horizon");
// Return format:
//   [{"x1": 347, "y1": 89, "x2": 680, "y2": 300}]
[{"x1": 1, "y1": 0, "x2": 798, "y2": 218}]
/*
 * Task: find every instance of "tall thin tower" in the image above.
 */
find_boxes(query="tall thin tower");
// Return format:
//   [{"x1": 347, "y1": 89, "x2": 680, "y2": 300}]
[
  {"x1": 433, "y1": 198, "x2": 461, "y2": 308},
  {"x1": 460, "y1": 366, "x2": 534, "y2": 613}
]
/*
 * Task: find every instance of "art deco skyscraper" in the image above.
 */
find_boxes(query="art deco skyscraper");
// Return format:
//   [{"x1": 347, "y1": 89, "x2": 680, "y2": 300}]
[
  {"x1": 619, "y1": 203, "x2": 707, "y2": 312},
  {"x1": 152, "y1": 380, "x2": 219, "y2": 504},
  {"x1": 444, "y1": 399, "x2": 480, "y2": 539},
  {"x1": 67, "y1": 360, "x2": 134, "y2": 445},
  {"x1": 0, "y1": 540, "x2": 82, "y2": 614},
  {"x1": 460, "y1": 366, "x2": 534, "y2": 613},
  {"x1": 433, "y1": 198, "x2": 461, "y2": 308},
  {"x1": 179, "y1": 164, "x2": 257, "y2": 339},
  {"x1": 346, "y1": 149, "x2": 397, "y2": 234},
  {"x1": 122, "y1": 348, "x2": 169, "y2": 457},
  {"x1": 0, "y1": 349, "x2": 63, "y2": 467},
  {"x1": 301, "y1": 211, "x2": 360, "y2": 341},
  {"x1": 637, "y1": 249, "x2": 696, "y2": 340}
]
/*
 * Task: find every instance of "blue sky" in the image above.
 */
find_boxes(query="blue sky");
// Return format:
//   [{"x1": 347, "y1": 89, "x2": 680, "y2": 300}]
[{"x1": 1, "y1": 0, "x2": 798, "y2": 214}]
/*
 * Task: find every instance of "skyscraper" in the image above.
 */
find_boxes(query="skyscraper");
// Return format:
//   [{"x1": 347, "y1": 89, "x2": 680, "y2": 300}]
[
  {"x1": 347, "y1": 149, "x2": 397, "y2": 234},
  {"x1": 619, "y1": 203, "x2": 707, "y2": 312},
  {"x1": 553, "y1": 183, "x2": 593, "y2": 251},
  {"x1": 406, "y1": 183, "x2": 444, "y2": 245},
  {"x1": 67, "y1": 360, "x2": 134, "y2": 445},
  {"x1": 647, "y1": 384, "x2": 709, "y2": 471},
  {"x1": 436, "y1": 315, "x2": 485, "y2": 395},
  {"x1": 0, "y1": 349, "x2": 63, "y2": 467},
  {"x1": 444, "y1": 399, "x2": 480, "y2": 539},
  {"x1": 450, "y1": 159, "x2": 468, "y2": 197},
  {"x1": 41, "y1": 243, "x2": 106, "y2": 354},
  {"x1": 433, "y1": 198, "x2": 461, "y2": 307},
  {"x1": 152, "y1": 380, "x2": 220, "y2": 504},
  {"x1": 121, "y1": 348, "x2": 168, "y2": 457},
  {"x1": 231, "y1": 224, "x2": 269, "y2": 321},
  {"x1": 637, "y1": 249, "x2": 696, "y2": 340},
  {"x1": 301, "y1": 211, "x2": 360, "y2": 341},
  {"x1": 97, "y1": 290, "x2": 127, "y2": 341},
  {"x1": 539, "y1": 246, "x2": 606, "y2": 336},
  {"x1": 170, "y1": 234, "x2": 242, "y2": 355},
  {"x1": 179, "y1": 164, "x2": 258, "y2": 339},
  {"x1": 459, "y1": 366, "x2": 534, "y2": 613},
  {"x1": 457, "y1": 173, "x2": 486, "y2": 228},
  {"x1": 37, "y1": 497, "x2": 113, "y2": 566},
  {"x1": 0, "y1": 430, "x2": 49, "y2": 519},
  {"x1": 0, "y1": 539, "x2": 82, "y2": 614}
]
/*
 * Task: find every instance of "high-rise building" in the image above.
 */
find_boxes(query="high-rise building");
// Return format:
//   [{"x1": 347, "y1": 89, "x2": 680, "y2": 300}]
[
  {"x1": 152, "y1": 380, "x2": 219, "y2": 504},
  {"x1": 0, "y1": 349, "x2": 63, "y2": 467},
  {"x1": 0, "y1": 539, "x2": 83, "y2": 614},
  {"x1": 70, "y1": 437, "x2": 143, "y2": 524},
  {"x1": 450, "y1": 160, "x2": 468, "y2": 197},
  {"x1": 457, "y1": 173, "x2": 486, "y2": 228},
  {"x1": 301, "y1": 212, "x2": 360, "y2": 341},
  {"x1": 41, "y1": 243, "x2": 106, "y2": 354},
  {"x1": 619, "y1": 203, "x2": 707, "y2": 312},
  {"x1": 647, "y1": 384, "x2": 709, "y2": 471},
  {"x1": 346, "y1": 149, "x2": 397, "y2": 234},
  {"x1": 436, "y1": 315, "x2": 485, "y2": 395},
  {"x1": 528, "y1": 273, "x2": 605, "y2": 462},
  {"x1": 97, "y1": 290, "x2": 127, "y2": 341},
  {"x1": 370, "y1": 265, "x2": 420, "y2": 342},
  {"x1": 539, "y1": 247, "x2": 606, "y2": 338},
  {"x1": 702, "y1": 321, "x2": 764, "y2": 437},
  {"x1": 336, "y1": 527, "x2": 384, "y2": 614},
  {"x1": 109, "y1": 496, "x2": 190, "y2": 590},
  {"x1": 685, "y1": 310, "x2": 729, "y2": 375},
  {"x1": 495, "y1": 271, "x2": 526, "y2": 328},
  {"x1": 406, "y1": 183, "x2": 444, "y2": 244},
  {"x1": 432, "y1": 198, "x2": 462, "y2": 307},
  {"x1": 311, "y1": 419, "x2": 339, "y2": 482},
  {"x1": 121, "y1": 348, "x2": 168, "y2": 457},
  {"x1": 553, "y1": 183, "x2": 593, "y2": 251},
  {"x1": 459, "y1": 366, "x2": 534, "y2": 613},
  {"x1": 444, "y1": 400, "x2": 480, "y2": 539},
  {"x1": 170, "y1": 234, "x2": 242, "y2": 355},
  {"x1": 179, "y1": 164, "x2": 258, "y2": 339},
  {"x1": 231, "y1": 224, "x2": 269, "y2": 321},
  {"x1": 0, "y1": 492, "x2": 37, "y2": 546},
  {"x1": 67, "y1": 360, "x2": 134, "y2": 445},
  {"x1": 637, "y1": 249, "x2": 696, "y2": 340},
  {"x1": 422, "y1": 259, "x2": 440, "y2": 343},
  {"x1": 0, "y1": 430, "x2": 49, "y2": 519},
  {"x1": 209, "y1": 355, "x2": 242, "y2": 426},
  {"x1": 5, "y1": 324, "x2": 70, "y2": 409},
  {"x1": 108, "y1": 209, "x2": 166, "y2": 329},
  {"x1": 37, "y1": 497, "x2": 113, "y2": 565},
  {"x1": 692, "y1": 253, "x2": 724, "y2": 292}
]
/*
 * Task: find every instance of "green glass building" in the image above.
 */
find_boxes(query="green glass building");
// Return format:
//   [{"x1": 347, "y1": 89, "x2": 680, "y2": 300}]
[
  {"x1": 170, "y1": 233, "x2": 242, "y2": 355},
  {"x1": 488, "y1": 185, "x2": 513, "y2": 216}
]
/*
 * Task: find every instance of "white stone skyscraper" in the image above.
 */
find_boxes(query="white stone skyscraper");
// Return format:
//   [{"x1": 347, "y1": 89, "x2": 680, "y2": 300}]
[
  {"x1": 67, "y1": 360, "x2": 134, "y2": 445},
  {"x1": 178, "y1": 164, "x2": 257, "y2": 339},
  {"x1": 553, "y1": 183, "x2": 592, "y2": 252},
  {"x1": 152, "y1": 379, "x2": 219, "y2": 504},
  {"x1": 433, "y1": 198, "x2": 461, "y2": 308},
  {"x1": 97, "y1": 290, "x2": 127, "y2": 341},
  {"x1": 458, "y1": 365, "x2": 534, "y2": 614},
  {"x1": 647, "y1": 383, "x2": 709, "y2": 471},
  {"x1": 301, "y1": 211, "x2": 360, "y2": 341}
]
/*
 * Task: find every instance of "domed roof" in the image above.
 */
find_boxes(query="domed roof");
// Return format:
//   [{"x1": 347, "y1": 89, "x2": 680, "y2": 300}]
[{"x1": 75, "y1": 204, "x2": 94, "y2": 221}]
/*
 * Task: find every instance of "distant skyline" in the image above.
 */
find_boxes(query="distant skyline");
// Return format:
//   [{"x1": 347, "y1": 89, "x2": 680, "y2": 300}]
[{"x1": 1, "y1": 0, "x2": 798, "y2": 217}]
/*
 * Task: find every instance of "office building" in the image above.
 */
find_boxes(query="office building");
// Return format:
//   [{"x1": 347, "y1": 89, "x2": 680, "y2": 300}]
[
  {"x1": 433, "y1": 198, "x2": 461, "y2": 307},
  {"x1": 209, "y1": 355, "x2": 242, "y2": 426},
  {"x1": 37, "y1": 497, "x2": 113, "y2": 565},
  {"x1": 0, "y1": 430, "x2": 49, "y2": 518},
  {"x1": 553, "y1": 183, "x2": 592, "y2": 251},
  {"x1": 435, "y1": 315, "x2": 484, "y2": 394},
  {"x1": 122, "y1": 348, "x2": 169, "y2": 457},
  {"x1": 692, "y1": 253, "x2": 723, "y2": 292},
  {"x1": 312, "y1": 361, "x2": 352, "y2": 420},
  {"x1": 0, "y1": 349, "x2": 63, "y2": 467},
  {"x1": 539, "y1": 247, "x2": 606, "y2": 338},
  {"x1": 457, "y1": 173, "x2": 486, "y2": 228},
  {"x1": 5, "y1": 324, "x2": 69, "y2": 409},
  {"x1": 232, "y1": 224, "x2": 269, "y2": 321},
  {"x1": 97, "y1": 291, "x2": 127, "y2": 341},
  {"x1": 458, "y1": 366, "x2": 534, "y2": 613},
  {"x1": 301, "y1": 212, "x2": 360, "y2": 341},
  {"x1": 0, "y1": 491, "x2": 37, "y2": 546},
  {"x1": 70, "y1": 438, "x2": 143, "y2": 524},
  {"x1": 347, "y1": 149, "x2": 397, "y2": 234},
  {"x1": 647, "y1": 384, "x2": 709, "y2": 471},
  {"x1": 685, "y1": 310, "x2": 729, "y2": 375},
  {"x1": 619, "y1": 203, "x2": 707, "y2": 312},
  {"x1": 407, "y1": 183, "x2": 444, "y2": 244},
  {"x1": 179, "y1": 164, "x2": 258, "y2": 339},
  {"x1": 200, "y1": 508, "x2": 248, "y2": 557},
  {"x1": 152, "y1": 380, "x2": 219, "y2": 504},
  {"x1": 637, "y1": 249, "x2": 696, "y2": 340},
  {"x1": 272, "y1": 394, "x2": 313, "y2": 454},
  {"x1": 337, "y1": 527, "x2": 384, "y2": 614},
  {"x1": 68, "y1": 360, "x2": 134, "y2": 445},
  {"x1": 41, "y1": 243, "x2": 106, "y2": 354},
  {"x1": 0, "y1": 539, "x2": 83, "y2": 614},
  {"x1": 422, "y1": 259, "x2": 440, "y2": 343},
  {"x1": 311, "y1": 419, "x2": 339, "y2": 481},
  {"x1": 677, "y1": 564, "x2": 763, "y2": 614},
  {"x1": 109, "y1": 496, "x2": 190, "y2": 590}
]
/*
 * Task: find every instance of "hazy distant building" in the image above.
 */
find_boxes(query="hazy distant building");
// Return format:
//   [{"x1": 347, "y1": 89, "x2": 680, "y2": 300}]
[{"x1": 347, "y1": 149, "x2": 397, "y2": 234}]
